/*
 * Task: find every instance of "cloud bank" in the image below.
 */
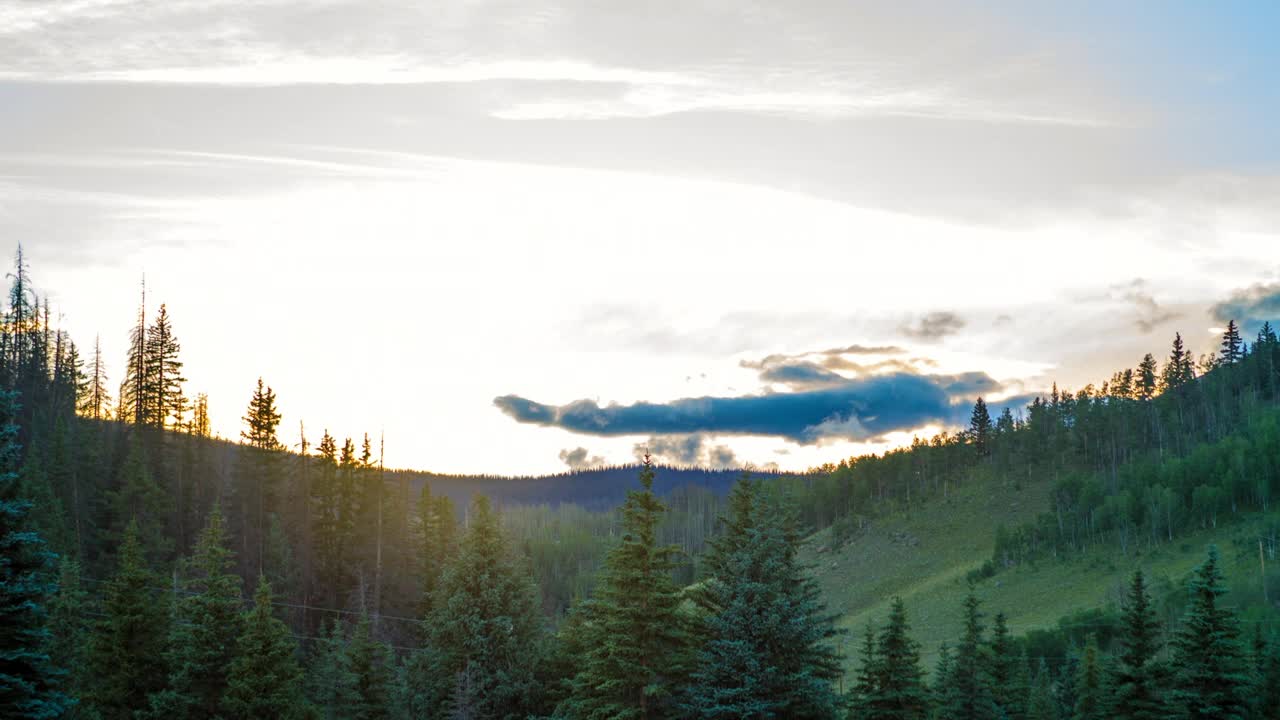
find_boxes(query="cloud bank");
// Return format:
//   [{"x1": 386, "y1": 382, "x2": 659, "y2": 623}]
[
  {"x1": 495, "y1": 371, "x2": 1033, "y2": 444},
  {"x1": 1212, "y1": 281, "x2": 1280, "y2": 336}
]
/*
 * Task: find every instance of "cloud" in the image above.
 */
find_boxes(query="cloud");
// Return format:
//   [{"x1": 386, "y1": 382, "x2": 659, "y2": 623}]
[
  {"x1": 495, "y1": 370, "x2": 1015, "y2": 444},
  {"x1": 756, "y1": 361, "x2": 850, "y2": 390},
  {"x1": 1211, "y1": 281, "x2": 1280, "y2": 336},
  {"x1": 557, "y1": 446, "x2": 607, "y2": 471},
  {"x1": 1115, "y1": 279, "x2": 1181, "y2": 333},
  {"x1": 899, "y1": 312, "x2": 966, "y2": 342},
  {"x1": 632, "y1": 434, "x2": 738, "y2": 468}
]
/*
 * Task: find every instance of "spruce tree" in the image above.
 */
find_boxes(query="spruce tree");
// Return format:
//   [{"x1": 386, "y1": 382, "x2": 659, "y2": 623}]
[
  {"x1": 1136, "y1": 354, "x2": 1158, "y2": 400},
  {"x1": 306, "y1": 619, "x2": 359, "y2": 720},
  {"x1": 1026, "y1": 659, "x2": 1057, "y2": 720},
  {"x1": 989, "y1": 612, "x2": 1025, "y2": 720},
  {"x1": 865, "y1": 597, "x2": 928, "y2": 720},
  {"x1": 108, "y1": 436, "x2": 170, "y2": 564},
  {"x1": 143, "y1": 304, "x2": 186, "y2": 429},
  {"x1": 426, "y1": 495, "x2": 544, "y2": 719},
  {"x1": 850, "y1": 622, "x2": 878, "y2": 718},
  {"x1": 565, "y1": 457, "x2": 694, "y2": 719},
  {"x1": 45, "y1": 557, "x2": 90, "y2": 713},
  {"x1": 1071, "y1": 635, "x2": 1102, "y2": 720},
  {"x1": 222, "y1": 577, "x2": 308, "y2": 720},
  {"x1": 85, "y1": 521, "x2": 170, "y2": 720},
  {"x1": 681, "y1": 483, "x2": 844, "y2": 719},
  {"x1": 415, "y1": 482, "x2": 457, "y2": 615},
  {"x1": 938, "y1": 592, "x2": 997, "y2": 720},
  {"x1": 1171, "y1": 546, "x2": 1248, "y2": 719},
  {"x1": 969, "y1": 398, "x2": 993, "y2": 458},
  {"x1": 148, "y1": 503, "x2": 244, "y2": 719},
  {"x1": 0, "y1": 389, "x2": 69, "y2": 719},
  {"x1": 1221, "y1": 320, "x2": 1244, "y2": 365},
  {"x1": 1110, "y1": 570, "x2": 1166, "y2": 720},
  {"x1": 347, "y1": 612, "x2": 393, "y2": 720}
]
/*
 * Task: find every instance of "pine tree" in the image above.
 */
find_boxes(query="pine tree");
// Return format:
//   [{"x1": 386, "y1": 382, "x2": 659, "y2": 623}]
[
  {"x1": 108, "y1": 436, "x2": 170, "y2": 564},
  {"x1": 83, "y1": 334, "x2": 110, "y2": 420},
  {"x1": 864, "y1": 597, "x2": 928, "y2": 720},
  {"x1": 222, "y1": 577, "x2": 309, "y2": 720},
  {"x1": 347, "y1": 612, "x2": 393, "y2": 720},
  {"x1": 989, "y1": 612, "x2": 1026, "y2": 720},
  {"x1": 1071, "y1": 635, "x2": 1102, "y2": 720},
  {"x1": 415, "y1": 482, "x2": 457, "y2": 615},
  {"x1": 1171, "y1": 546, "x2": 1248, "y2": 719},
  {"x1": 426, "y1": 495, "x2": 544, "y2": 719},
  {"x1": 1160, "y1": 332, "x2": 1196, "y2": 392},
  {"x1": 149, "y1": 503, "x2": 245, "y2": 720},
  {"x1": 85, "y1": 521, "x2": 170, "y2": 720},
  {"x1": 144, "y1": 303, "x2": 186, "y2": 429},
  {"x1": 1136, "y1": 354, "x2": 1158, "y2": 401},
  {"x1": 1220, "y1": 320, "x2": 1244, "y2": 365},
  {"x1": 1026, "y1": 659, "x2": 1057, "y2": 720},
  {"x1": 681, "y1": 482, "x2": 844, "y2": 718},
  {"x1": 0, "y1": 389, "x2": 69, "y2": 719},
  {"x1": 938, "y1": 592, "x2": 997, "y2": 720},
  {"x1": 120, "y1": 280, "x2": 148, "y2": 425},
  {"x1": 312, "y1": 430, "x2": 349, "y2": 608},
  {"x1": 306, "y1": 620, "x2": 359, "y2": 720},
  {"x1": 1110, "y1": 570, "x2": 1166, "y2": 720},
  {"x1": 850, "y1": 622, "x2": 878, "y2": 718},
  {"x1": 969, "y1": 398, "x2": 993, "y2": 458},
  {"x1": 45, "y1": 557, "x2": 90, "y2": 713},
  {"x1": 239, "y1": 378, "x2": 284, "y2": 576},
  {"x1": 565, "y1": 457, "x2": 695, "y2": 719}
]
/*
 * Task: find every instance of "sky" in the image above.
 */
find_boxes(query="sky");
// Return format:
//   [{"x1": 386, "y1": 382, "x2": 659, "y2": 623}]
[{"x1": 1, "y1": 1, "x2": 1278, "y2": 475}]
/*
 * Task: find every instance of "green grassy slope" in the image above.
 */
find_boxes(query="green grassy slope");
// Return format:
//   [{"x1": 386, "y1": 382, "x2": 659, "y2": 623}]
[{"x1": 805, "y1": 474, "x2": 1277, "y2": 681}]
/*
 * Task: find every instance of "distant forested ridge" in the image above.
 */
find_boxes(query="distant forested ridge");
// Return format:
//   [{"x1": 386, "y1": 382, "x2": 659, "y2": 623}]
[{"x1": 3, "y1": 244, "x2": 1280, "y2": 719}]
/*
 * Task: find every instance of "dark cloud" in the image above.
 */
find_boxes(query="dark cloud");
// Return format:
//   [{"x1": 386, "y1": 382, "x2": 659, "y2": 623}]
[
  {"x1": 632, "y1": 434, "x2": 738, "y2": 468},
  {"x1": 1115, "y1": 279, "x2": 1181, "y2": 333},
  {"x1": 899, "y1": 312, "x2": 966, "y2": 342},
  {"x1": 1211, "y1": 281, "x2": 1280, "y2": 337},
  {"x1": 495, "y1": 370, "x2": 1018, "y2": 444},
  {"x1": 558, "y1": 446, "x2": 606, "y2": 470},
  {"x1": 756, "y1": 361, "x2": 849, "y2": 389}
]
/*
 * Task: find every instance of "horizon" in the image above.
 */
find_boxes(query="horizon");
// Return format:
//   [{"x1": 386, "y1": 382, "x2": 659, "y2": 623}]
[{"x1": 3, "y1": 1, "x2": 1278, "y2": 475}]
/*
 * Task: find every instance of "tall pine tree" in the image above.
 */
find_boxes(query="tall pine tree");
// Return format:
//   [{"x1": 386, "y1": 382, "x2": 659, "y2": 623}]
[
  {"x1": 222, "y1": 577, "x2": 309, "y2": 720},
  {"x1": 1171, "y1": 546, "x2": 1248, "y2": 719},
  {"x1": 1110, "y1": 570, "x2": 1166, "y2": 720}
]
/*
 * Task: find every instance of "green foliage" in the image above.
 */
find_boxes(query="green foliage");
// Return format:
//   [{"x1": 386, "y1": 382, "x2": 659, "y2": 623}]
[
  {"x1": 85, "y1": 521, "x2": 169, "y2": 720},
  {"x1": 859, "y1": 597, "x2": 929, "y2": 720},
  {"x1": 347, "y1": 612, "x2": 393, "y2": 720},
  {"x1": 564, "y1": 458, "x2": 695, "y2": 719},
  {"x1": 1170, "y1": 546, "x2": 1249, "y2": 719},
  {"x1": 936, "y1": 592, "x2": 998, "y2": 720},
  {"x1": 222, "y1": 577, "x2": 308, "y2": 720},
  {"x1": 422, "y1": 495, "x2": 545, "y2": 719},
  {"x1": 1110, "y1": 571, "x2": 1167, "y2": 720},
  {"x1": 150, "y1": 503, "x2": 244, "y2": 720},
  {"x1": 305, "y1": 620, "x2": 359, "y2": 720},
  {"x1": 681, "y1": 479, "x2": 845, "y2": 718},
  {"x1": 0, "y1": 388, "x2": 69, "y2": 719},
  {"x1": 1071, "y1": 635, "x2": 1102, "y2": 720}
]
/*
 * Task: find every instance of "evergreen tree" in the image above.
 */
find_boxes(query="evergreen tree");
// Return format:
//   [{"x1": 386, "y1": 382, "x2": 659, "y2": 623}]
[
  {"x1": 306, "y1": 620, "x2": 359, "y2": 720},
  {"x1": 864, "y1": 597, "x2": 928, "y2": 720},
  {"x1": 1161, "y1": 333, "x2": 1196, "y2": 392},
  {"x1": 149, "y1": 503, "x2": 244, "y2": 720},
  {"x1": 120, "y1": 281, "x2": 148, "y2": 426},
  {"x1": 938, "y1": 592, "x2": 997, "y2": 720},
  {"x1": 1220, "y1": 320, "x2": 1244, "y2": 365},
  {"x1": 1171, "y1": 546, "x2": 1248, "y2": 719},
  {"x1": 425, "y1": 495, "x2": 545, "y2": 719},
  {"x1": 1136, "y1": 354, "x2": 1158, "y2": 401},
  {"x1": 414, "y1": 482, "x2": 456, "y2": 615},
  {"x1": 1110, "y1": 570, "x2": 1166, "y2": 720},
  {"x1": 108, "y1": 436, "x2": 170, "y2": 564},
  {"x1": 989, "y1": 613, "x2": 1026, "y2": 720},
  {"x1": 969, "y1": 398, "x2": 993, "y2": 457},
  {"x1": 84, "y1": 334, "x2": 110, "y2": 420},
  {"x1": 85, "y1": 522, "x2": 170, "y2": 720},
  {"x1": 0, "y1": 389, "x2": 69, "y2": 719},
  {"x1": 849, "y1": 622, "x2": 878, "y2": 718},
  {"x1": 347, "y1": 612, "x2": 393, "y2": 720},
  {"x1": 143, "y1": 303, "x2": 186, "y2": 429},
  {"x1": 565, "y1": 457, "x2": 694, "y2": 720},
  {"x1": 1071, "y1": 635, "x2": 1102, "y2": 720},
  {"x1": 681, "y1": 483, "x2": 844, "y2": 719},
  {"x1": 1026, "y1": 659, "x2": 1057, "y2": 720},
  {"x1": 222, "y1": 577, "x2": 308, "y2": 720},
  {"x1": 45, "y1": 557, "x2": 90, "y2": 715},
  {"x1": 932, "y1": 643, "x2": 954, "y2": 712},
  {"x1": 239, "y1": 378, "x2": 284, "y2": 576}
]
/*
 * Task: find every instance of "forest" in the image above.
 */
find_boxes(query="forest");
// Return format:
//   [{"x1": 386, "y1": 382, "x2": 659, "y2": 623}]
[{"x1": 3, "y1": 242, "x2": 1280, "y2": 720}]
